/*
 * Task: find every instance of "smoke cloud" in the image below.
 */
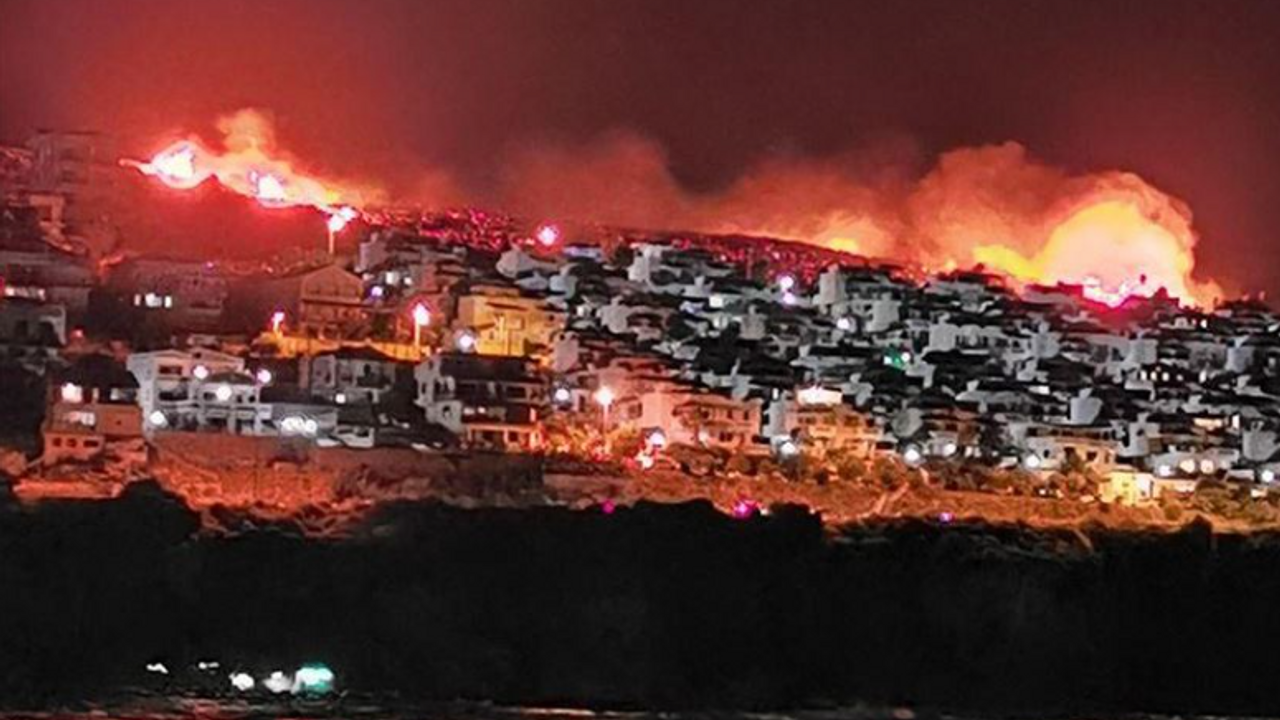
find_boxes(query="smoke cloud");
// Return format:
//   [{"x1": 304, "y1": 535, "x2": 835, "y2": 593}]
[
  {"x1": 130, "y1": 109, "x2": 1222, "y2": 305},
  {"x1": 490, "y1": 134, "x2": 1221, "y2": 304}
]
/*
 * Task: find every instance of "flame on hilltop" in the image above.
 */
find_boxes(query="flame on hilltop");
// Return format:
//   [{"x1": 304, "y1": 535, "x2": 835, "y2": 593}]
[
  {"x1": 123, "y1": 115, "x2": 1222, "y2": 307},
  {"x1": 975, "y1": 199, "x2": 1208, "y2": 307},
  {"x1": 123, "y1": 109, "x2": 378, "y2": 227},
  {"x1": 496, "y1": 138, "x2": 1223, "y2": 308}
]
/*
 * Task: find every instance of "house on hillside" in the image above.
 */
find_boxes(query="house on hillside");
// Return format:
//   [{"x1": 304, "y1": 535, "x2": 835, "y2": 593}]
[
  {"x1": 415, "y1": 352, "x2": 547, "y2": 450},
  {"x1": 42, "y1": 354, "x2": 143, "y2": 464}
]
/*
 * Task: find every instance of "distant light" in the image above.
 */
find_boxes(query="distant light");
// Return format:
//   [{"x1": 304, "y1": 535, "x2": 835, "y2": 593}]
[
  {"x1": 1179, "y1": 458, "x2": 1197, "y2": 475},
  {"x1": 781, "y1": 290, "x2": 798, "y2": 306},
  {"x1": 601, "y1": 499, "x2": 617, "y2": 515},
  {"x1": 1199, "y1": 459, "x2": 1215, "y2": 475},
  {"x1": 280, "y1": 415, "x2": 319, "y2": 437},
  {"x1": 731, "y1": 499, "x2": 759, "y2": 519},
  {"x1": 270, "y1": 310, "x2": 286, "y2": 334},
  {"x1": 903, "y1": 446, "x2": 923, "y2": 465},
  {"x1": 293, "y1": 663, "x2": 335, "y2": 694},
  {"x1": 1023, "y1": 453, "x2": 1043, "y2": 470},
  {"x1": 370, "y1": 285, "x2": 385, "y2": 299},
  {"x1": 326, "y1": 206, "x2": 357, "y2": 233},
  {"x1": 193, "y1": 364, "x2": 210, "y2": 380},
  {"x1": 1262, "y1": 469, "x2": 1276, "y2": 484},
  {"x1": 145, "y1": 662, "x2": 169, "y2": 675},
  {"x1": 148, "y1": 410, "x2": 168, "y2": 428},
  {"x1": 456, "y1": 331, "x2": 477, "y2": 352},
  {"x1": 197, "y1": 660, "x2": 220, "y2": 671},
  {"x1": 263, "y1": 670, "x2": 292, "y2": 694},
  {"x1": 939, "y1": 511, "x2": 955, "y2": 524},
  {"x1": 647, "y1": 429, "x2": 667, "y2": 448},
  {"x1": 60, "y1": 382, "x2": 83, "y2": 403},
  {"x1": 552, "y1": 386, "x2": 572, "y2": 404},
  {"x1": 535, "y1": 223, "x2": 561, "y2": 247},
  {"x1": 778, "y1": 274, "x2": 796, "y2": 292},
  {"x1": 836, "y1": 317, "x2": 853, "y2": 331},
  {"x1": 255, "y1": 368, "x2": 273, "y2": 385},
  {"x1": 229, "y1": 671, "x2": 255, "y2": 692},
  {"x1": 335, "y1": 392, "x2": 347, "y2": 405},
  {"x1": 214, "y1": 384, "x2": 233, "y2": 402},
  {"x1": 942, "y1": 441, "x2": 958, "y2": 457},
  {"x1": 411, "y1": 302, "x2": 431, "y2": 327},
  {"x1": 594, "y1": 386, "x2": 615, "y2": 409},
  {"x1": 1157, "y1": 464, "x2": 1174, "y2": 477},
  {"x1": 778, "y1": 438, "x2": 800, "y2": 458},
  {"x1": 636, "y1": 452, "x2": 655, "y2": 469}
]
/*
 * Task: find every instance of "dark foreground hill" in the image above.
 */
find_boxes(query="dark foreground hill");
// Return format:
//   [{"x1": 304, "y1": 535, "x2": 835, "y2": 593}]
[{"x1": 0, "y1": 478, "x2": 1276, "y2": 715}]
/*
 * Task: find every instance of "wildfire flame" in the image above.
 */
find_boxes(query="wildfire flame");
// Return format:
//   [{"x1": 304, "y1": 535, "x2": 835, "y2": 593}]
[
  {"x1": 973, "y1": 197, "x2": 1216, "y2": 307},
  {"x1": 494, "y1": 137, "x2": 1224, "y2": 307},
  {"x1": 123, "y1": 109, "x2": 374, "y2": 229},
  {"x1": 122, "y1": 113, "x2": 1223, "y2": 307}
]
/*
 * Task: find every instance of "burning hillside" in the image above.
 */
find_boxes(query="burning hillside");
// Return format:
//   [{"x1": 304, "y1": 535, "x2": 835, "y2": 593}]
[
  {"x1": 121, "y1": 110, "x2": 1223, "y2": 307},
  {"x1": 122, "y1": 109, "x2": 376, "y2": 234}
]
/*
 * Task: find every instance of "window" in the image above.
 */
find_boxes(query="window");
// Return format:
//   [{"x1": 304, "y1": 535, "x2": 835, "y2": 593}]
[
  {"x1": 51, "y1": 437, "x2": 63, "y2": 448},
  {"x1": 83, "y1": 439, "x2": 101, "y2": 449}
]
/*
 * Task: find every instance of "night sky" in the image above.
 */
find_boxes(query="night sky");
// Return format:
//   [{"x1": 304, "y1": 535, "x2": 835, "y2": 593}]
[{"x1": 3, "y1": 0, "x2": 1280, "y2": 295}]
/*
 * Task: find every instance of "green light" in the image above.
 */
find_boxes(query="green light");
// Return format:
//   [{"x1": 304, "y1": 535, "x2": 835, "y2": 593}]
[{"x1": 294, "y1": 663, "x2": 335, "y2": 694}]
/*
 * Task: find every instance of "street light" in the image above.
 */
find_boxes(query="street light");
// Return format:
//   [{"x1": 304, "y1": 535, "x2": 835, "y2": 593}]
[
  {"x1": 411, "y1": 302, "x2": 431, "y2": 351},
  {"x1": 535, "y1": 223, "x2": 560, "y2": 247},
  {"x1": 270, "y1": 310, "x2": 286, "y2": 336},
  {"x1": 594, "y1": 386, "x2": 615, "y2": 453},
  {"x1": 594, "y1": 385, "x2": 615, "y2": 409},
  {"x1": 325, "y1": 206, "x2": 357, "y2": 256}
]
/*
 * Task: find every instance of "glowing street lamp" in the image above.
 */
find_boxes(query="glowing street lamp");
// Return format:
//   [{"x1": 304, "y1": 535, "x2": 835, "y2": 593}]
[
  {"x1": 535, "y1": 223, "x2": 561, "y2": 248},
  {"x1": 456, "y1": 330, "x2": 477, "y2": 353},
  {"x1": 270, "y1": 310, "x2": 286, "y2": 336},
  {"x1": 594, "y1": 385, "x2": 615, "y2": 410},
  {"x1": 411, "y1": 302, "x2": 431, "y2": 351},
  {"x1": 594, "y1": 385, "x2": 615, "y2": 453},
  {"x1": 325, "y1": 206, "x2": 357, "y2": 256}
]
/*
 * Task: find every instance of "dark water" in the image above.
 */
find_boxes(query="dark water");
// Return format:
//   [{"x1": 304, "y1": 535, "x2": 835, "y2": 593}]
[
  {"x1": 0, "y1": 701, "x2": 892, "y2": 720},
  {"x1": 9, "y1": 484, "x2": 1280, "y2": 715}
]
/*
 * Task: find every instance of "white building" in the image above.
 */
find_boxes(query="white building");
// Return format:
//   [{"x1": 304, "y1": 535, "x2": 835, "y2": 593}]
[
  {"x1": 308, "y1": 346, "x2": 401, "y2": 405},
  {"x1": 127, "y1": 348, "x2": 271, "y2": 434}
]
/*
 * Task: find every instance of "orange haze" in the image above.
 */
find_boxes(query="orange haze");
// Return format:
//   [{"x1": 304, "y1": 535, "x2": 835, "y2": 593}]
[{"x1": 126, "y1": 111, "x2": 1221, "y2": 306}]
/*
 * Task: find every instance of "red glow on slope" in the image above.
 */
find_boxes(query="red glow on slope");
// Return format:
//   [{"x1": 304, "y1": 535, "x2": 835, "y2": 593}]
[{"x1": 122, "y1": 109, "x2": 379, "y2": 229}]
